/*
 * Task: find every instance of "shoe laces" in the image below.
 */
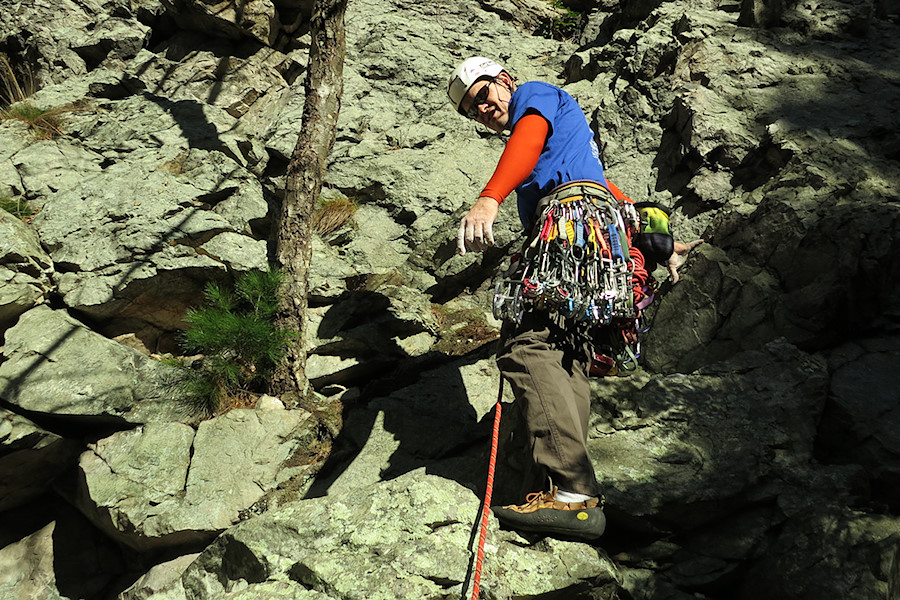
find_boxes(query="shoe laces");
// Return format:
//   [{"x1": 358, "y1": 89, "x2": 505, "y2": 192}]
[{"x1": 520, "y1": 488, "x2": 558, "y2": 510}]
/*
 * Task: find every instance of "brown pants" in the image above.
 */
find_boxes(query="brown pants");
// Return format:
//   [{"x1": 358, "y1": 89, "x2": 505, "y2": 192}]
[{"x1": 496, "y1": 312, "x2": 602, "y2": 498}]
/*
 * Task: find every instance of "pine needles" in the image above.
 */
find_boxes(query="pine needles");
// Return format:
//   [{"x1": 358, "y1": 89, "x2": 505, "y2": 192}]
[
  {"x1": 540, "y1": 1, "x2": 582, "y2": 41},
  {"x1": 172, "y1": 268, "x2": 294, "y2": 418}
]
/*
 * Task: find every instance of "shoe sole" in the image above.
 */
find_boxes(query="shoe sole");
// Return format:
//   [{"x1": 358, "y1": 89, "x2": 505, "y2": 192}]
[{"x1": 491, "y1": 506, "x2": 606, "y2": 540}]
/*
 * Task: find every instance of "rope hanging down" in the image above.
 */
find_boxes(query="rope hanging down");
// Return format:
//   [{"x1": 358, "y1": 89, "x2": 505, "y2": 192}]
[{"x1": 468, "y1": 385, "x2": 504, "y2": 600}]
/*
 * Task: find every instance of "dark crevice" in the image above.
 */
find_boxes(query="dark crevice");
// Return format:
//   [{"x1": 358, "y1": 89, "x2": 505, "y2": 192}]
[
  {"x1": 72, "y1": 43, "x2": 112, "y2": 71},
  {"x1": 731, "y1": 142, "x2": 795, "y2": 192},
  {"x1": 0, "y1": 397, "x2": 133, "y2": 442}
]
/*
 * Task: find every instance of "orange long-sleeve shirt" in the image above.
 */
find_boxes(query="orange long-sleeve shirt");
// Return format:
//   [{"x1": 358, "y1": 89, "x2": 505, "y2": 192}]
[
  {"x1": 479, "y1": 113, "x2": 548, "y2": 204},
  {"x1": 479, "y1": 113, "x2": 632, "y2": 205}
]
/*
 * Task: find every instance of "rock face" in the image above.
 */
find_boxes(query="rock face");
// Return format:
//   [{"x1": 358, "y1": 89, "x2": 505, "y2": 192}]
[
  {"x1": 0, "y1": 0, "x2": 899, "y2": 598},
  {"x1": 0, "y1": 305, "x2": 184, "y2": 424},
  {"x1": 0, "y1": 408, "x2": 80, "y2": 512},
  {"x1": 176, "y1": 472, "x2": 618, "y2": 600},
  {"x1": 591, "y1": 340, "x2": 829, "y2": 528},
  {"x1": 0, "y1": 207, "x2": 53, "y2": 329},
  {"x1": 68, "y1": 408, "x2": 319, "y2": 551}
]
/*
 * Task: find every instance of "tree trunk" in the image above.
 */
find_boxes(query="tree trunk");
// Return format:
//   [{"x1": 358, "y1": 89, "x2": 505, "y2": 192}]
[{"x1": 271, "y1": 0, "x2": 347, "y2": 401}]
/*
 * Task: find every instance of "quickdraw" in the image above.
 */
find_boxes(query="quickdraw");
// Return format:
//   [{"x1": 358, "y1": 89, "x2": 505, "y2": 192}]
[
  {"x1": 492, "y1": 181, "x2": 646, "y2": 373},
  {"x1": 493, "y1": 182, "x2": 638, "y2": 327}
]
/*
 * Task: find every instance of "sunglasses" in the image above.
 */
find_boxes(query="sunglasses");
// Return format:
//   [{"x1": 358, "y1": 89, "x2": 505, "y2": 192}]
[{"x1": 466, "y1": 81, "x2": 492, "y2": 120}]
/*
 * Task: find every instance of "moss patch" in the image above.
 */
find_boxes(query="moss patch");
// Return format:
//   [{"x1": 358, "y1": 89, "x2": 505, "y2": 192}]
[{"x1": 431, "y1": 304, "x2": 500, "y2": 356}]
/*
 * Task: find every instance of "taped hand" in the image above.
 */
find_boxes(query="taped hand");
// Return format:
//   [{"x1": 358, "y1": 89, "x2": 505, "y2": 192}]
[{"x1": 457, "y1": 196, "x2": 500, "y2": 256}]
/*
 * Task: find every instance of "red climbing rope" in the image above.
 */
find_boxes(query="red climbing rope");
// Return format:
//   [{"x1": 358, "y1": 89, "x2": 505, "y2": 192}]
[{"x1": 470, "y1": 389, "x2": 503, "y2": 600}]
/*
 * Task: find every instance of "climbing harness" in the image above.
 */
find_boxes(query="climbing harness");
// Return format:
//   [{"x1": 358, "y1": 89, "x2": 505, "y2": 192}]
[
  {"x1": 492, "y1": 180, "x2": 648, "y2": 373},
  {"x1": 466, "y1": 384, "x2": 503, "y2": 600}
]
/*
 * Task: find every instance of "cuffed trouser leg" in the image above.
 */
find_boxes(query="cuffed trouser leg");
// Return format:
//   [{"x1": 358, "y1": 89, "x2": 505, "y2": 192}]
[{"x1": 496, "y1": 313, "x2": 600, "y2": 498}]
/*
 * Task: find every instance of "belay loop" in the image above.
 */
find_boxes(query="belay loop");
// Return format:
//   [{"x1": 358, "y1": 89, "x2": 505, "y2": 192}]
[{"x1": 492, "y1": 180, "x2": 645, "y2": 372}]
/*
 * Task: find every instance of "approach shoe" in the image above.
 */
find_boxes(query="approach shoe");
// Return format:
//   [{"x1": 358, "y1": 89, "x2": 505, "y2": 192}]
[{"x1": 491, "y1": 489, "x2": 606, "y2": 540}]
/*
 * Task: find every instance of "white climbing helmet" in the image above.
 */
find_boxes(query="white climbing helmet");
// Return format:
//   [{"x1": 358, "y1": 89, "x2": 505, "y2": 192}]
[{"x1": 447, "y1": 56, "x2": 504, "y2": 115}]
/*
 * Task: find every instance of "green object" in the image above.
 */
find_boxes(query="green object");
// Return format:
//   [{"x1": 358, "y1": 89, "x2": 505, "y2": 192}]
[
  {"x1": 635, "y1": 201, "x2": 671, "y2": 236},
  {"x1": 173, "y1": 268, "x2": 293, "y2": 417}
]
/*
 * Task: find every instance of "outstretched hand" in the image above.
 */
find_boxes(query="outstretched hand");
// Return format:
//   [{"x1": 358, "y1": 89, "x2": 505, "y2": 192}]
[
  {"x1": 457, "y1": 196, "x2": 500, "y2": 256},
  {"x1": 667, "y1": 239, "x2": 704, "y2": 283}
]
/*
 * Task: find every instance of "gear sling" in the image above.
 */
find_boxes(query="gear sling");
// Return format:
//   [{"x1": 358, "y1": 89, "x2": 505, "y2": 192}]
[{"x1": 492, "y1": 180, "x2": 649, "y2": 374}]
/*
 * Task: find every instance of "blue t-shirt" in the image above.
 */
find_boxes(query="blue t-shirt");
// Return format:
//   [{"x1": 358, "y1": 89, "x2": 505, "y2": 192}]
[{"x1": 507, "y1": 81, "x2": 606, "y2": 230}]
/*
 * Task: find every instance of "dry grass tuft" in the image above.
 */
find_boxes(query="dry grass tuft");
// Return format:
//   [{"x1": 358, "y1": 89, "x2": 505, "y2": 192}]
[
  {"x1": 0, "y1": 54, "x2": 32, "y2": 102},
  {"x1": 1, "y1": 102, "x2": 67, "y2": 139},
  {"x1": 312, "y1": 197, "x2": 358, "y2": 235},
  {"x1": 0, "y1": 54, "x2": 69, "y2": 140}
]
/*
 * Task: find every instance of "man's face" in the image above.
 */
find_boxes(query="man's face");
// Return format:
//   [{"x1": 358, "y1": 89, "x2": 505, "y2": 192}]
[{"x1": 461, "y1": 76, "x2": 512, "y2": 132}]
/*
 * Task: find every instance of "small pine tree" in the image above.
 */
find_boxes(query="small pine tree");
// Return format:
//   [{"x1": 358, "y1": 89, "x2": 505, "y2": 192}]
[{"x1": 174, "y1": 268, "x2": 293, "y2": 418}]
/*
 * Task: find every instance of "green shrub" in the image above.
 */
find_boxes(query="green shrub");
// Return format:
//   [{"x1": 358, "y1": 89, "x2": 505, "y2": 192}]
[
  {"x1": 541, "y1": 0, "x2": 581, "y2": 41},
  {"x1": 172, "y1": 268, "x2": 294, "y2": 418}
]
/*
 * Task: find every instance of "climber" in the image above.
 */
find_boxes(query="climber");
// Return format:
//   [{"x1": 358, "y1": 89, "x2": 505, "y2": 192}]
[
  {"x1": 448, "y1": 57, "x2": 705, "y2": 541},
  {"x1": 632, "y1": 201, "x2": 704, "y2": 284},
  {"x1": 447, "y1": 56, "x2": 622, "y2": 540}
]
